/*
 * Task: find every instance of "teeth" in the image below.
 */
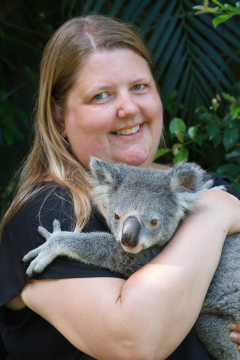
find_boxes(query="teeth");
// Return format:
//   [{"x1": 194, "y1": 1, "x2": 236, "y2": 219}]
[{"x1": 116, "y1": 125, "x2": 140, "y2": 136}]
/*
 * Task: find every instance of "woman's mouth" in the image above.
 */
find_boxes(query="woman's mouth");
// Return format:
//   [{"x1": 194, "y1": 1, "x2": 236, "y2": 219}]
[{"x1": 114, "y1": 125, "x2": 140, "y2": 136}]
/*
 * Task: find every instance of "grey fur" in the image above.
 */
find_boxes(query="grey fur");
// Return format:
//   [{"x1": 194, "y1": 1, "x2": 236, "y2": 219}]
[{"x1": 22, "y1": 158, "x2": 239, "y2": 360}]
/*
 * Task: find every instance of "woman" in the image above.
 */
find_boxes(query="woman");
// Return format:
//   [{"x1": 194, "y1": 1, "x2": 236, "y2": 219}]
[{"x1": 1, "y1": 15, "x2": 240, "y2": 360}]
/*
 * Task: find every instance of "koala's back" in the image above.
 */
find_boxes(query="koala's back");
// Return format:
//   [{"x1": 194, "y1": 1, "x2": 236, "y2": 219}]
[{"x1": 196, "y1": 233, "x2": 240, "y2": 360}]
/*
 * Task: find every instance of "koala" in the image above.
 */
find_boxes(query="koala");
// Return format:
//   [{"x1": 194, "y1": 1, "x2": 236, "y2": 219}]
[{"x1": 22, "y1": 158, "x2": 240, "y2": 360}]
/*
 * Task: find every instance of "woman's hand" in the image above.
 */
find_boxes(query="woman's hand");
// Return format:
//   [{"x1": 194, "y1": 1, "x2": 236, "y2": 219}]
[
  {"x1": 229, "y1": 323, "x2": 240, "y2": 351},
  {"x1": 197, "y1": 189, "x2": 240, "y2": 236}
]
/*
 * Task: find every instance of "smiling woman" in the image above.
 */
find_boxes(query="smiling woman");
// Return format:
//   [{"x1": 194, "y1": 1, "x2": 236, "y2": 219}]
[
  {"x1": 1, "y1": 14, "x2": 240, "y2": 360},
  {"x1": 59, "y1": 49, "x2": 163, "y2": 168}
]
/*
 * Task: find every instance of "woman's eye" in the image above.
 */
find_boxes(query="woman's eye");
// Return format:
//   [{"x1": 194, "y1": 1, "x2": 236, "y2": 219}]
[
  {"x1": 132, "y1": 84, "x2": 145, "y2": 91},
  {"x1": 94, "y1": 92, "x2": 108, "y2": 100}
]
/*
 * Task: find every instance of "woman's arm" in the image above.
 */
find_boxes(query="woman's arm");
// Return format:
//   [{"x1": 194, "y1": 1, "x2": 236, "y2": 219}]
[{"x1": 20, "y1": 189, "x2": 240, "y2": 360}]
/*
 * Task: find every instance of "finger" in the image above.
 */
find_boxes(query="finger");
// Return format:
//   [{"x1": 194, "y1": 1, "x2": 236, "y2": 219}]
[
  {"x1": 38, "y1": 226, "x2": 51, "y2": 239},
  {"x1": 229, "y1": 331, "x2": 240, "y2": 345},
  {"x1": 53, "y1": 219, "x2": 61, "y2": 232},
  {"x1": 228, "y1": 323, "x2": 240, "y2": 332}
]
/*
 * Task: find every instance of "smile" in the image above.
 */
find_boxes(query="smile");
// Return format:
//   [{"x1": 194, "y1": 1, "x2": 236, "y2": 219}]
[{"x1": 115, "y1": 125, "x2": 140, "y2": 136}]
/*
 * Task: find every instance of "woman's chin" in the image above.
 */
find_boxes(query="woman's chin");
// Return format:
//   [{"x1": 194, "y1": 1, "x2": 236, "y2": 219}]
[{"x1": 116, "y1": 149, "x2": 153, "y2": 167}]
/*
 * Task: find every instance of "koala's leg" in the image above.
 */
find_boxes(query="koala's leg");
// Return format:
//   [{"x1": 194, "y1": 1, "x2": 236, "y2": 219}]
[
  {"x1": 195, "y1": 314, "x2": 239, "y2": 360},
  {"x1": 22, "y1": 220, "x2": 125, "y2": 277},
  {"x1": 22, "y1": 220, "x2": 154, "y2": 278}
]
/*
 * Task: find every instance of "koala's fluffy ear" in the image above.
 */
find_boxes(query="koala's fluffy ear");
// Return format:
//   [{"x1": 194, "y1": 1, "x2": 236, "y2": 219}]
[
  {"x1": 170, "y1": 163, "x2": 213, "y2": 193},
  {"x1": 169, "y1": 163, "x2": 213, "y2": 211},
  {"x1": 90, "y1": 157, "x2": 127, "y2": 209}
]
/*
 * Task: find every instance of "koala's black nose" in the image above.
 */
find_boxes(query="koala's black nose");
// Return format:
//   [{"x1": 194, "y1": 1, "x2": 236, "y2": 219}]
[{"x1": 121, "y1": 216, "x2": 141, "y2": 248}]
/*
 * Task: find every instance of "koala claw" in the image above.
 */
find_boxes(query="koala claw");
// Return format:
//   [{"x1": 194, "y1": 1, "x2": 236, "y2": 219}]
[{"x1": 22, "y1": 219, "x2": 63, "y2": 278}]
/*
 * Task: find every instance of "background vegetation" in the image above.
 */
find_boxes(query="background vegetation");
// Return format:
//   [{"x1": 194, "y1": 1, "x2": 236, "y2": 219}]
[
  {"x1": 0, "y1": 0, "x2": 239, "y2": 357},
  {"x1": 1, "y1": 0, "x2": 240, "y2": 213}
]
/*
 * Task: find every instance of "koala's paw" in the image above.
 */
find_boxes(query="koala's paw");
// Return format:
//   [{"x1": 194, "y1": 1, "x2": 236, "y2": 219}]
[{"x1": 22, "y1": 219, "x2": 62, "y2": 279}]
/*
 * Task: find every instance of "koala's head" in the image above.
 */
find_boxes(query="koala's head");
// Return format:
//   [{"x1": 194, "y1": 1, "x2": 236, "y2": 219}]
[{"x1": 90, "y1": 158, "x2": 213, "y2": 254}]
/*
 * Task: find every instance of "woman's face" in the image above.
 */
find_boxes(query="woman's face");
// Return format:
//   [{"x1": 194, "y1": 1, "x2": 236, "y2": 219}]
[{"x1": 60, "y1": 48, "x2": 163, "y2": 169}]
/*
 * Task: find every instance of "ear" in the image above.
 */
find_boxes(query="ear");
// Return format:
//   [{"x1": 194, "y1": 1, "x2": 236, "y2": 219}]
[
  {"x1": 90, "y1": 157, "x2": 127, "y2": 209},
  {"x1": 51, "y1": 97, "x2": 67, "y2": 138},
  {"x1": 169, "y1": 162, "x2": 213, "y2": 211},
  {"x1": 170, "y1": 163, "x2": 213, "y2": 193}
]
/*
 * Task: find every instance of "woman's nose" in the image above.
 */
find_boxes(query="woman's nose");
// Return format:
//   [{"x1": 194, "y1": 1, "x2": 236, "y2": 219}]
[{"x1": 117, "y1": 93, "x2": 139, "y2": 119}]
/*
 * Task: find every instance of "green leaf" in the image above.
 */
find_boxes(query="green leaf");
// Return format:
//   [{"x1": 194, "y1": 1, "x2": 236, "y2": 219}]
[
  {"x1": 223, "y1": 128, "x2": 240, "y2": 150},
  {"x1": 206, "y1": 123, "x2": 220, "y2": 140},
  {"x1": 230, "y1": 104, "x2": 240, "y2": 119},
  {"x1": 216, "y1": 164, "x2": 240, "y2": 179},
  {"x1": 194, "y1": 134, "x2": 208, "y2": 146},
  {"x1": 225, "y1": 148, "x2": 240, "y2": 160},
  {"x1": 169, "y1": 118, "x2": 186, "y2": 134},
  {"x1": 212, "y1": 14, "x2": 230, "y2": 28},
  {"x1": 228, "y1": 119, "x2": 240, "y2": 128},
  {"x1": 211, "y1": 0, "x2": 225, "y2": 7},
  {"x1": 212, "y1": 133, "x2": 223, "y2": 147},
  {"x1": 188, "y1": 126, "x2": 198, "y2": 138},
  {"x1": 221, "y1": 92, "x2": 237, "y2": 104},
  {"x1": 173, "y1": 147, "x2": 188, "y2": 163},
  {"x1": 153, "y1": 148, "x2": 170, "y2": 161},
  {"x1": 172, "y1": 143, "x2": 183, "y2": 155},
  {"x1": 175, "y1": 130, "x2": 184, "y2": 143},
  {"x1": 223, "y1": 4, "x2": 240, "y2": 13}
]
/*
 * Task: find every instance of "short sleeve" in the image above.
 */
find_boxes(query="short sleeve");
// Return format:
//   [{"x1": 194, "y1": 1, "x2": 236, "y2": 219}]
[{"x1": 0, "y1": 185, "x2": 124, "y2": 307}]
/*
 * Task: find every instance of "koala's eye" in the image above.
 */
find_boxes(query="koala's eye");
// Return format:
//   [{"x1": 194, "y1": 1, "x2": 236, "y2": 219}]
[
  {"x1": 114, "y1": 213, "x2": 120, "y2": 221},
  {"x1": 149, "y1": 219, "x2": 158, "y2": 226}
]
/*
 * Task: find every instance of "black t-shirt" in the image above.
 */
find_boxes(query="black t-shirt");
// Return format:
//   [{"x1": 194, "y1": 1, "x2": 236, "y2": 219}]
[{"x1": 0, "y1": 176, "x2": 239, "y2": 360}]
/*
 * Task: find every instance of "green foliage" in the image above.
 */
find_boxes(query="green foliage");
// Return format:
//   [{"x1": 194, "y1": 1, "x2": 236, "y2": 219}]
[
  {"x1": 155, "y1": 85, "x2": 240, "y2": 188},
  {"x1": 193, "y1": 0, "x2": 240, "y2": 27},
  {"x1": 0, "y1": 0, "x2": 240, "y2": 209}
]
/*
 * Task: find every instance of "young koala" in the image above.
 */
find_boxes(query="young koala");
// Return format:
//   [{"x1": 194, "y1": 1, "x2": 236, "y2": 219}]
[{"x1": 22, "y1": 158, "x2": 240, "y2": 360}]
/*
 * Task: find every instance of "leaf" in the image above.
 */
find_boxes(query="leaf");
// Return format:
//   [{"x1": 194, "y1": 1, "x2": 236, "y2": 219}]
[
  {"x1": 188, "y1": 126, "x2": 198, "y2": 138},
  {"x1": 211, "y1": 0, "x2": 225, "y2": 7},
  {"x1": 223, "y1": 128, "x2": 240, "y2": 150},
  {"x1": 212, "y1": 14, "x2": 231, "y2": 27},
  {"x1": 175, "y1": 130, "x2": 184, "y2": 143},
  {"x1": 230, "y1": 104, "x2": 240, "y2": 119},
  {"x1": 223, "y1": 4, "x2": 240, "y2": 13},
  {"x1": 212, "y1": 133, "x2": 223, "y2": 147},
  {"x1": 221, "y1": 92, "x2": 237, "y2": 104},
  {"x1": 153, "y1": 148, "x2": 171, "y2": 161},
  {"x1": 172, "y1": 143, "x2": 183, "y2": 155},
  {"x1": 206, "y1": 123, "x2": 220, "y2": 139},
  {"x1": 194, "y1": 134, "x2": 208, "y2": 146},
  {"x1": 216, "y1": 164, "x2": 240, "y2": 179},
  {"x1": 173, "y1": 147, "x2": 189, "y2": 163},
  {"x1": 225, "y1": 148, "x2": 240, "y2": 160},
  {"x1": 169, "y1": 118, "x2": 186, "y2": 134}
]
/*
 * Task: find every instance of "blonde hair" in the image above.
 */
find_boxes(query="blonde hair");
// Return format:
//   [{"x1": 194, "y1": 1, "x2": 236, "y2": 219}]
[{"x1": 0, "y1": 14, "x2": 154, "y2": 235}]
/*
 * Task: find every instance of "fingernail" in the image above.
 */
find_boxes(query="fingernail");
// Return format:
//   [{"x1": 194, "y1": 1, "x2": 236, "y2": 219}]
[
  {"x1": 230, "y1": 333, "x2": 238, "y2": 340},
  {"x1": 228, "y1": 324, "x2": 237, "y2": 330}
]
